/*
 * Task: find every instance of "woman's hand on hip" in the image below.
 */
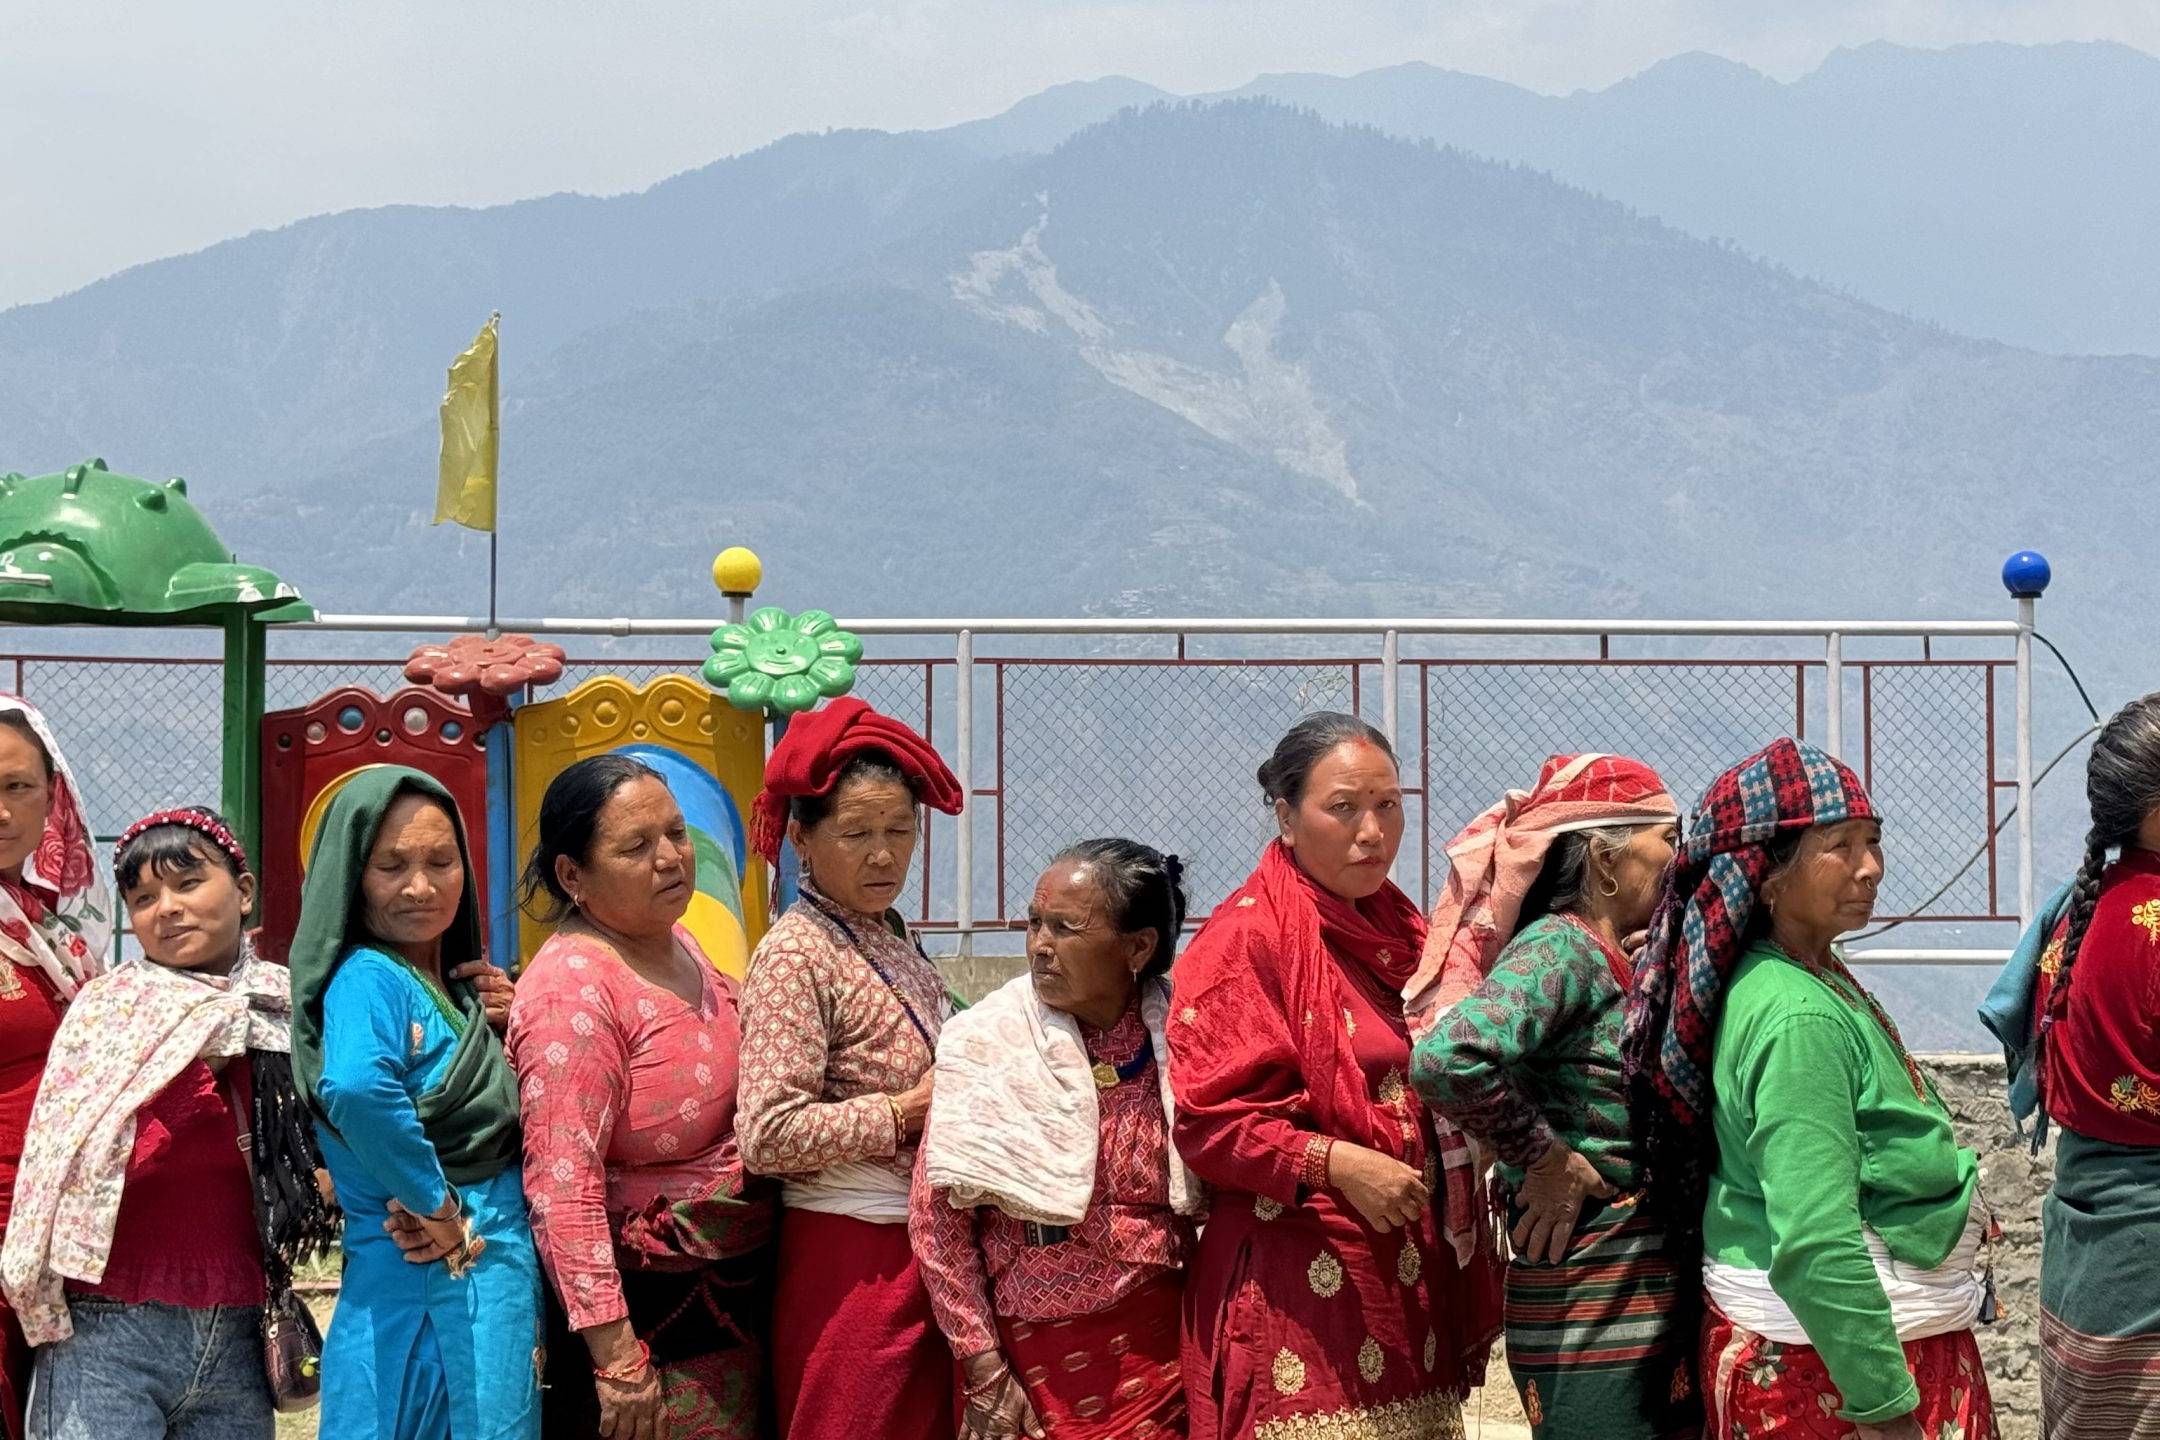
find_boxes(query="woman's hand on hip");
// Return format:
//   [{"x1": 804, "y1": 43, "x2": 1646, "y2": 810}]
[
  {"x1": 1327, "y1": 1141, "x2": 1429, "y2": 1233},
  {"x1": 958, "y1": 1350, "x2": 1044, "y2": 1440},
  {"x1": 383, "y1": 1197, "x2": 462, "y2": 1265},
  {"x1": 1510, "y1": 1141, "x2": 1613, "y2": 1264}
]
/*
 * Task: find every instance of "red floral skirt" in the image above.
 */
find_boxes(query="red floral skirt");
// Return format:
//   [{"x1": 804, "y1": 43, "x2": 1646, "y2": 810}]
[
  {"x1": 1700, "y1": 1303, "x2": 1996, "y2": 1438},
  {"x1": 999, "y1": 1273, "x2": 1185, "y2": 1438}
]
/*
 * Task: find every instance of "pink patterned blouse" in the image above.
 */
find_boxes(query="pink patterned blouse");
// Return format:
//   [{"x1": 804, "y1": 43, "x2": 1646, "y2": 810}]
[
  {"x1": 908, "y1": 1004, "x2": 1196, "y2": 1358},
  {"x1": 736, "y1": 889, "x2": 947, "y2": 1187},
  {"x1": 506, "y1": 926, "x2": 744, "y2": 1331}
]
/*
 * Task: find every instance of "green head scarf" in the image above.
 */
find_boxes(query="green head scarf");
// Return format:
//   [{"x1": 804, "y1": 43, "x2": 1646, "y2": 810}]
[{"x1": 288, "y1": 765, "x2": 521, "y2": 1186}]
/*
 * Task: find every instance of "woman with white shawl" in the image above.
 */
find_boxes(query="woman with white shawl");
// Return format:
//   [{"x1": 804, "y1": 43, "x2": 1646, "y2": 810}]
[{"x1": 909, "y1": 840, "x2": 1201, "y2": 1440}]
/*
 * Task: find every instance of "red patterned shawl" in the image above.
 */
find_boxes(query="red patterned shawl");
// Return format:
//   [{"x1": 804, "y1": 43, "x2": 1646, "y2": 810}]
[{"x1": 1170, "y1": 842, "x2": 1482, "y2": 1261}]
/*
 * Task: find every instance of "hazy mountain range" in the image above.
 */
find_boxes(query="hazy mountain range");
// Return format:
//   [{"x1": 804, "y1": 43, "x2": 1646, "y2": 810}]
[{"x1": 946, "y1": 41, "x2": 2160, "y2": 358}]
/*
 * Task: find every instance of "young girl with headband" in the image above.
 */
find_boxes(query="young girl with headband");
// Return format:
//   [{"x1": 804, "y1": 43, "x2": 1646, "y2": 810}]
[{"x1": 1, "y1": 807, "x2": 338, "y2": 1438}]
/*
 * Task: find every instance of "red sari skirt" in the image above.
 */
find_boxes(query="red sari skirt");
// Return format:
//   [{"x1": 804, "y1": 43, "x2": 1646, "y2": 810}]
[
  {"x1": 768, "y1": 1209, "x2": 954, "y2": 1440},
  {"x1": 1700, "y1": 1303, "x2": 1997, "y2": 1439},
  {"x1": 1000, "y1": 1273, "x2": 1185, "y2": 1438},
  {"x1": 1182, "y1": 1190, "x2": 1499, "y2": 1440}
]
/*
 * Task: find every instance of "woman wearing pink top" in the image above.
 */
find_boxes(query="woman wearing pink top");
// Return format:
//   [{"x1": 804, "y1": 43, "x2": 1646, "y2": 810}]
[{"x1": 506, "y1": 756, "x2": 774, "y2": 1440}]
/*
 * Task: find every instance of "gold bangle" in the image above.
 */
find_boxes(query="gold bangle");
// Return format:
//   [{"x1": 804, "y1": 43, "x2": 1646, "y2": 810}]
[
  {"x1": 1298, "y1": 1134, "x2": 1334, "y2": 1191},
  {"x1": 888, "y1": 1092, "x2": 908, "y2": 1138}
]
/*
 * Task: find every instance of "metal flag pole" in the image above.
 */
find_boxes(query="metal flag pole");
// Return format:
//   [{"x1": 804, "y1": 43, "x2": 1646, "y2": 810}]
[{"x1": 487, "y1": 310, "x2": 502, "y2": 639}]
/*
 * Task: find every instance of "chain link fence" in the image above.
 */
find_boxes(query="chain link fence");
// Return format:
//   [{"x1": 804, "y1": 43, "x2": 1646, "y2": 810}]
[{"x1": 1, "y1": 639, "x2": 2015, "y2": 942}]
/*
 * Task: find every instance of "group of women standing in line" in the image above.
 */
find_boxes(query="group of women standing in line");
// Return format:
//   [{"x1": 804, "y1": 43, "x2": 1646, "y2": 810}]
[{"x1": 5, "y1": 676, "x2": 2157, "y2": 1439}]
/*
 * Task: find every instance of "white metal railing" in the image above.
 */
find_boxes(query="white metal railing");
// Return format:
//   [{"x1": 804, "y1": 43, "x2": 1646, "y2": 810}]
[
  {"x1": 17, "y1": 600, "x2": 2043, "y2": 969},
  {"x1": 266, "y1": 600, "x2": 2044, "y2": 967}
]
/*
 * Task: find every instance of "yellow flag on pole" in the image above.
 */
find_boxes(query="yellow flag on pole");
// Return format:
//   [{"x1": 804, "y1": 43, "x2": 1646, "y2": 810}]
[{"x1": 434, "y1": 313, "x2": 499, "y2": 532}]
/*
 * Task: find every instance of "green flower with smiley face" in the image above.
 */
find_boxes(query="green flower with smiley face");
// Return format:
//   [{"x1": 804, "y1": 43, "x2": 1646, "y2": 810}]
[{"x1": 702, "y1": 606, "x2": 862, "y2": 715}]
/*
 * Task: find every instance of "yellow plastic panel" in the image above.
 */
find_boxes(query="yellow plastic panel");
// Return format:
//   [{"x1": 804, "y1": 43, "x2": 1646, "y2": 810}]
[{"x1": 511, "y1": 674, "x2": 767, "y2": 974}]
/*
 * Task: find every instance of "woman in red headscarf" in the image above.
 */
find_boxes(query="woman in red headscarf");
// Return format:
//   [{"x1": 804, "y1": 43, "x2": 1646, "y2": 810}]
[
  {"x1": 1167, "y1": 713, "x2": 1502, "y2": 1440},
  {"x1": 0, "y1": 697, "x2": 111, "y2": 1440},
  {"x1": 1407, "y1": 754, "x2": 1693, "y2": 1439},
  {"x1": 735, "y1": 699, "x2": 966, "y2": 1440}
]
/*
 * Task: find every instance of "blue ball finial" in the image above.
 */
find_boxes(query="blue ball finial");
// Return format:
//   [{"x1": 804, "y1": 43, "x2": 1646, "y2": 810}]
[{"x1": 2002, "y1": 550, "x2": 2051, "y2": 599}]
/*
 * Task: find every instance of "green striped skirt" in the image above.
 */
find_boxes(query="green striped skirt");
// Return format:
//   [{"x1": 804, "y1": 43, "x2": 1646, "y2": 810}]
[{"x1": 1503, "y1": 1192, "x2": 1699, "y2": 1440}]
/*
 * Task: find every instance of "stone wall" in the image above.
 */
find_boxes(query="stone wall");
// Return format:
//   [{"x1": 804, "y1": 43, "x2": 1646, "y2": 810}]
[{"x1": 1928, "y1": 1053, "x2": 2047, "y2": 1439}]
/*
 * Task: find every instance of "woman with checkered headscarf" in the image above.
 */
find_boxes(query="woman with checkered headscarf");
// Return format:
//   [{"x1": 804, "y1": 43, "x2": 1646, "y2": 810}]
[{"x1": 1623, "y1": 739, "x2": 1999, "y2": 1440}]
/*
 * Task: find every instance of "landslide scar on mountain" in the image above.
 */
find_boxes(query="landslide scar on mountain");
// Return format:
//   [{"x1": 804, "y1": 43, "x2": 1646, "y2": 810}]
[{"x1": 950, "y1": 199, "x2": 1361, "y2": 503}]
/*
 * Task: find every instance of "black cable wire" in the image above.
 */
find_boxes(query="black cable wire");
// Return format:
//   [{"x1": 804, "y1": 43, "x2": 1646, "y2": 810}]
[
  {"x1": 1850, "y1": 725, "x2": 2098, "y2": 941},
  {"x1": 1850, "y1": 628, "x2": 2104, "y2": 940},
  {"x1": 2035, "y1": 631, "x2": 2101, "y2": 724}
]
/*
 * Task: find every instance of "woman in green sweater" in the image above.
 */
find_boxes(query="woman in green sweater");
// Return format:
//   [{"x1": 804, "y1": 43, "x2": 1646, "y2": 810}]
[{"x1": 1623, "y1": 738, "x2": 1998, "y2": 1440}]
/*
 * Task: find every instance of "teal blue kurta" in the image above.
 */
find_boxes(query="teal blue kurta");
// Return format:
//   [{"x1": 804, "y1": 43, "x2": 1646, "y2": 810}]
[{"x1": 315, "y1": 947, "x2": 540, "y2": 1440}]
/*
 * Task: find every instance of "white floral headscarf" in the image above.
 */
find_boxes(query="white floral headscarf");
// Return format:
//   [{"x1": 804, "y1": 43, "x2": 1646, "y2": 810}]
[{"x1": 0, "y1": 695, "x2": 112, "y2": 999}]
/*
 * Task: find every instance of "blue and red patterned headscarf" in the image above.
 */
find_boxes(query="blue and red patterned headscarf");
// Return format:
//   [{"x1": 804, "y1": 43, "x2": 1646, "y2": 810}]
[{"x1": 1621, "y1": 737, "x2": 1877, "y2": 1222}]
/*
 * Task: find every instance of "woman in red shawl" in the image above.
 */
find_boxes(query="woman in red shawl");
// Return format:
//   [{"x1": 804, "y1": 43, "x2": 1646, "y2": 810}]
[
  {"x1": 735, "y1": 698, "x2": 965, "y2": 1440},
  {"x1": 1167, "y1": 712, "x2": 1502, "y2": 1440},
  {"x1": 0, "y1": 697, "x2": 111, "y2": 1440}
]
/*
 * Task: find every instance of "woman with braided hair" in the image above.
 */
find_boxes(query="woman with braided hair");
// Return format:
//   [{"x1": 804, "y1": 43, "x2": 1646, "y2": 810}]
[
  {"x1": 1623, "y1": 738, "x2": 1997, "y2": 1440},
  {"x1": 3, "y1": 807, "x2": 338, "y2": 1437},
  {"x1": 1981, "y1": 692, "x2": 2160, "y2": 1435}
]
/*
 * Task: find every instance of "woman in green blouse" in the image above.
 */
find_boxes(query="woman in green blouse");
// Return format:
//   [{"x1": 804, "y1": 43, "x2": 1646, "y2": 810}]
[
  {"x1": 1624, "y1": 738, "x2": 1998, "y2": 1440},
  {"x1": 1409, "y1": 753, "x2": 1693, "y2": 1439}
]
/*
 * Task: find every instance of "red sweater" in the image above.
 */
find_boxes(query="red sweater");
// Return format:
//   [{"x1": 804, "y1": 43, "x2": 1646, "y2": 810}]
[
  {"x1": 73, "y1": 1059, "x2": 264, "y2": 1308},
  {"x1": 2043, "y1": 848, "x2": 2160, "y2": 1146}
]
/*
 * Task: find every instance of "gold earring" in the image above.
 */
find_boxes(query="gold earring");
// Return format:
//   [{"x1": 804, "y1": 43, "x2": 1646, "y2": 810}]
[{"x1": 1598, "y1": 875, "x2": 1620, "y2": 899}]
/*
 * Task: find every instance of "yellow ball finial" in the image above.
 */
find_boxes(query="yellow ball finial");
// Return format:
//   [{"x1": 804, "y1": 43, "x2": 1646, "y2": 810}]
[{"x1": 712, "y1": 546, "x2": 763, "y2": 597}]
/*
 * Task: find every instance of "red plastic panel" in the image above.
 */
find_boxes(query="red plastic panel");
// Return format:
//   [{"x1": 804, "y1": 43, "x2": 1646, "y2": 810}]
[{"x1": 257, "y1": 686, "x2": 490, "y2": 963}]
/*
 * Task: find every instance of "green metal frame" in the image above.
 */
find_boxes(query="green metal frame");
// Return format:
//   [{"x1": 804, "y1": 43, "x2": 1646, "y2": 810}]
[{"x1": 221, "y1": 613, "x2": 270, "y2": 864}]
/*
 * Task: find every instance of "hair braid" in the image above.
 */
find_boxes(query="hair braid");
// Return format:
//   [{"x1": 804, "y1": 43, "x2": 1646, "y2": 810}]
[
  {"x1": 2049, "y1": 831, "x2": 2113, "y2": 1013},
  {"x1": 248, "y1": 1048, "x2": 342, "y2": 1290}
]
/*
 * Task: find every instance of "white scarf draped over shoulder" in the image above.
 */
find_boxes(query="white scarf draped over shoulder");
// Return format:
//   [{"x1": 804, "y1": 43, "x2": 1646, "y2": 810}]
[
  {"x1": 0, "y1": 949, "x2": 290, "y2": 1345},
  {"x1": 922, "y1": 973, "x2": 1200, "y2": 1225}
]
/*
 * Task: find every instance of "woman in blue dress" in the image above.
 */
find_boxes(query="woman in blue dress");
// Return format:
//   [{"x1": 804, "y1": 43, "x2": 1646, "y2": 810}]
[{"x1": 289, "y1": 766, "x2": 539, "y2": 1440}]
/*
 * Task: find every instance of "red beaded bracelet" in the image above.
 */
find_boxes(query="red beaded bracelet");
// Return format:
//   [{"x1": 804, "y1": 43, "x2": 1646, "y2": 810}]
[{"x1": 595, "y1": 1339, "x2": 651, "y2": 1382}]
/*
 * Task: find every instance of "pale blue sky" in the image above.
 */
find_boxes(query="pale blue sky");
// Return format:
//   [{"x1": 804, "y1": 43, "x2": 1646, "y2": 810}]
[{"x1": 4, "y1": 0, "x2": 2154, "y2": 310}]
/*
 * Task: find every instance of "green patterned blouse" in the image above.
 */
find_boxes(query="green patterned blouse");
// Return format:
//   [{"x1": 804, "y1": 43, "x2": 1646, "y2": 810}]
[{"x1": 1409, "y1": 912, "x2": 1640, "y2": 1192}]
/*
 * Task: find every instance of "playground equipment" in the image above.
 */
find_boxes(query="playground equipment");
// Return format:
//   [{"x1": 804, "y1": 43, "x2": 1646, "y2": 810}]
[
  {"x1": 0, "y1": 459, "x2": 310, "y2": 861},
  {"x1": 0, "y1": 457, "x2": 862, "y2": 972},
  {"x1": 255, "y1": 545, "x2": 861, "y2": 973}
]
